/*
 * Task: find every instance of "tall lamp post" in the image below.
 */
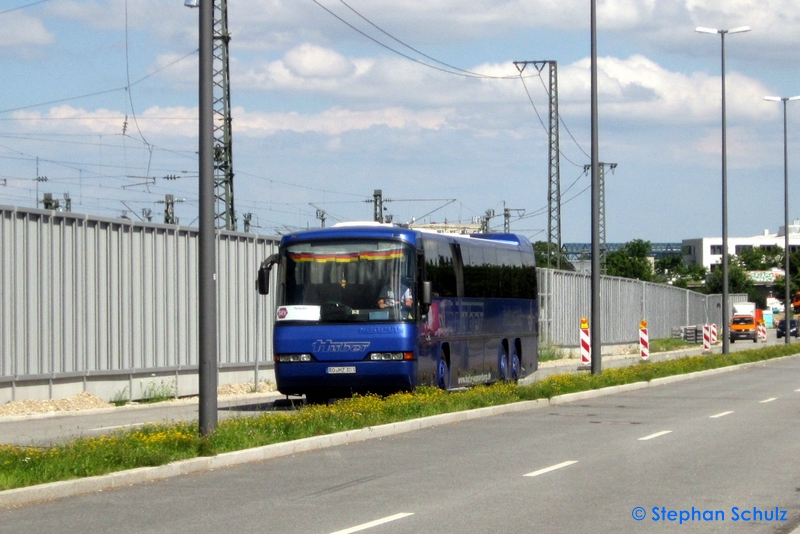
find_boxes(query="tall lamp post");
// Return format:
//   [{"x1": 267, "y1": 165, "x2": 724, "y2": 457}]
[
  {"x1": 589, "y1": 0, "x2": 602, "y2": 375},
  {"x1": 695, "y1": 25, "x2": 750, "y2": 355},
  {"x1": 186, "y1": 0, "x2": 218, "y2": 435},
  {"x1": 765, "y1": 95, "x2": 800, "y2": 344}
]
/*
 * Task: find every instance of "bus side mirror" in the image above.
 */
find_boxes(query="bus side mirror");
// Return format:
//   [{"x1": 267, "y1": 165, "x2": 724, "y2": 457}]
[
  {"x1": 421, "y1": 281, "x2": 432, "y2": 306},
  {"x1": 256, "y1": 254, "x2": 278, "y2": 295}
]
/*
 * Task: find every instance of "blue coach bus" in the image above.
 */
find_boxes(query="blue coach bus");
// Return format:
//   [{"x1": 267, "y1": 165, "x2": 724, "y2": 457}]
[{"x1": 257, "y1": 222, "x2": 539, "y2": 403}]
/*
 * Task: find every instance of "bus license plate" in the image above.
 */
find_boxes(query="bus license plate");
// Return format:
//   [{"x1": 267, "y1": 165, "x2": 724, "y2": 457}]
[{"x1": 327, "y1": 366, "x2": 356, "y2": 374}]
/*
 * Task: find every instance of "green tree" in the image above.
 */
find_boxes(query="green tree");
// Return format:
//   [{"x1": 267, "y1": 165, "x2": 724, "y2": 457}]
[
  {"x1": 654, "y1": 254, "x2": 683, "y2": 280},
  {"x1": 737, "y1": 246, "x2": 782, "y2": 271},
  {"x1": 654, "y1": 253, "x2": 708, "y2": 288},
  {"x1": 605, "y1": 239, "x2": 653, "y2": 281},
  {"x1": 705, "y1": 263, "x2": 759, "y2": 303},
  {"x1": 763, "y1": 246, "x2": 784, "y2": 269},
  {"x1": 533, "y1": 241, "x2": 574, "y2": 270},
  {"x1": 685, "y1": 263, "x2": 708, "y2": 282},
  {"x1": 772, "y1": 249, "x2": 800, "y2": 310}
]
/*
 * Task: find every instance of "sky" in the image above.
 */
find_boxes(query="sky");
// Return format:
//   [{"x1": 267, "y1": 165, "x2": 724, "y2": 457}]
[{"x1": 0, "y1": 0, "x2": 798, "y2": 244}]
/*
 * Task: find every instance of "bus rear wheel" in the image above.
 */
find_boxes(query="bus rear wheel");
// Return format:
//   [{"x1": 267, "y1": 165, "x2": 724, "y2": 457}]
[
  {"x1": 498, "y1": 350, "x2": 509, "y2": 382},
  {"x1": 436, "y1": 351, "x2": 450, "y2": 390},
  {"x1": 509, "y1": 348, "x2": 520, "y2": 382}
]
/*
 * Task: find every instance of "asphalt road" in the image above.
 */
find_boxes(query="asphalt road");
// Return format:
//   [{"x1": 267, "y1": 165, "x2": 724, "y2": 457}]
[{"x1": 1, "y1": 353, "x2": 800, "y2": 533}]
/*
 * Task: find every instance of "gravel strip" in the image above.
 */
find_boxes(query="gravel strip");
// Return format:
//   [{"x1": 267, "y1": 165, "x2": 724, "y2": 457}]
[{"x1": 0, "y1": 382, "x2": 278, "y2": 418}]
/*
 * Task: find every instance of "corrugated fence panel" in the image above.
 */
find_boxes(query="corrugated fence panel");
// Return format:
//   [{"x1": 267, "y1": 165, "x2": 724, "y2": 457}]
[
  {"x1": 217, "y1": 234, "x2": 275, "y2": 366},
  {"x1": 0, "y1": 206, "x2": 280, "y2": 385},
  {"x1": 537, "y1": 268, "x2": 749, "y2": 346}
]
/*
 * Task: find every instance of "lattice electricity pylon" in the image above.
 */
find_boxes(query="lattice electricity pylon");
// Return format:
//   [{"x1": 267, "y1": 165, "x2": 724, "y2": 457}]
[
  {"x1": 213, "y1": 0, "x2": 236, "y2": 230},
  {"x1": 584, "y1": 162, "x2": 617, "y2": 273},
  {"x1": 373, "y1": 190, "x2": 384, "y2": 222},
  {"x1": 514, "y1": 60, "x2": 560, "y2": 268},
  {"x1": 503, "y1": 206, "x2": 525, "y2": 233}
]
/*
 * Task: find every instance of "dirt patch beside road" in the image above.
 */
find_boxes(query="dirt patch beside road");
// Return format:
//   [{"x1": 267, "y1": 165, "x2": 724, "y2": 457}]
[{"x1": 0, "y1": 381, "x2": 278, "y2": 418}]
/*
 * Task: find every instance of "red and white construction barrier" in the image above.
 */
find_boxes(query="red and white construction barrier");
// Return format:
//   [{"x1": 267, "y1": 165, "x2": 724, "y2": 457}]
[
  {"x1": 703, "y1": 324, "x2": 711, "y2": 352},
  {"x1": 580, "y1": 317, "x2": 591, "y2": 366},
  {"x1": 710, "y1": 323, "x2": 718, "y2": 344},
  {"x1": 758, "y1": 323, "x2": 767, "y2": 342},
  {"x1": 639, "y1": 320, "x2": 649, "y2": 360}
]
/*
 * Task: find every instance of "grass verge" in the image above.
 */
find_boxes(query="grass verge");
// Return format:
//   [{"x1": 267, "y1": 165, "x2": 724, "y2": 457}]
[
  {"x1": 1, "y1": 344, "x2": 797, "y2": 491},
  {"x1": 539, "y1": 337, "x2": 694, "y2": 362},
  {"x1": 650, "y1": 338, "x2": 692, "y2": 353}
]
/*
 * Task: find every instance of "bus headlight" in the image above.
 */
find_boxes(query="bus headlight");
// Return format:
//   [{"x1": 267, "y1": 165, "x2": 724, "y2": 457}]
[
  {"x1": 369, "y1": 352, "x2": 413, "y2": 361},
  {"x1": 275, "y1": 354, "x2": 312, "y2": 363}
]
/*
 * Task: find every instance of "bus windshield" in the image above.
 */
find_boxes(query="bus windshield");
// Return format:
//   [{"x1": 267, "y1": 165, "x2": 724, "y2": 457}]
[{"x1": 278, "y1": 239, "x2": 415, "y2": 323}]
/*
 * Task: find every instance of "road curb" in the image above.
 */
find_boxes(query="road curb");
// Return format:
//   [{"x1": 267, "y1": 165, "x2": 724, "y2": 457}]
[{"x1": 2, "y1": 354, "x2": 798, "y2": 509}]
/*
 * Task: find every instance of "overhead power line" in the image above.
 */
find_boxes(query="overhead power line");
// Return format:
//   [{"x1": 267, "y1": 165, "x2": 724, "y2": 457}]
[
  {"x1": 312, "y1": 0, "x2": 524, "y2": 80},
  {"x1": 0, "y1": 0, "x2": 51, "y2": 16},
  {"x1": 0, "y1": 50, "x2": 197, "y2": 116}
]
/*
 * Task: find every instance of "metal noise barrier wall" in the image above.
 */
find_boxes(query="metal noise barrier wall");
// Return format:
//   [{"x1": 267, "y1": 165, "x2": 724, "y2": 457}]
[
  {"x1": 537, "y1": 268, "x2": 748, "y2": 347},
  {"x1": 0, "y1": 206, "x2": 278, "y2": 400},
  {"x1": 1, "y1": 205, "x2": 747, "y2": 400}
]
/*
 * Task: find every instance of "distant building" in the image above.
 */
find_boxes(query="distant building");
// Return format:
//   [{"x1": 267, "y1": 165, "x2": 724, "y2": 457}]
[
  {"x1": 681, "y1": 220, "x2": 800, "y2": 271},
  {"x1": 410, "y1": 221, "x2": 482, "y2": 234}
]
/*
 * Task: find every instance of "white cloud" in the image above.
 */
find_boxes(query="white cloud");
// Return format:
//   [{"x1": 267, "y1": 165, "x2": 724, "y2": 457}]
[
  {"x1": 133, "y1": 48, "x2": 778, "y2": 140},
  {"x1": 598, "y1": 0, "x2": 657, "y2": 28},
  {"x1": 0, "y1": 12, "x2": 54, "y2": 49},
  {"x1": 557, "y1": 54, "x2": 773, "y2": 124},
  {"x1": 283, "y1": 43, "x2": 355, "y2": 78},
  {"x1": 12, "y1": 106, "x2": 125, "y2": 134},
  {"x1": 10, "y1": 103, "x2": 450, "y2": 139},
  {"x1": 11, "y1": 105, "x2": 198, "y2": 137},
  {"x1": 236, "y1": 106, "x2": 450, "y2": 136}
]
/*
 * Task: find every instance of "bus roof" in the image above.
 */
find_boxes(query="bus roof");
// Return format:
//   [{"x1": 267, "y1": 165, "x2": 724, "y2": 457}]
[{"x1": 281, "y1": 222, "x2": 531, "y2": 249}]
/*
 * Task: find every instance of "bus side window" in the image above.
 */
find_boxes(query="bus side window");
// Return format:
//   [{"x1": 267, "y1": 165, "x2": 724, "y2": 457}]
[
  {"x1": 424, "y1": 239, "x2": 457, "y2": 297},
  {"x1": 520, "y1": 249, "x2": 537, "y2": 299},
  {"x1": 498, "y1": 247, "x2": 523, "y2": 298}
]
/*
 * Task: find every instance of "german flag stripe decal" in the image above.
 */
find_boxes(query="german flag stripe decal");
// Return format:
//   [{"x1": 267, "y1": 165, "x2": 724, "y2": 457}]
[{"x1": 289, "y1": 249, "x2": 404, "y2": 262}]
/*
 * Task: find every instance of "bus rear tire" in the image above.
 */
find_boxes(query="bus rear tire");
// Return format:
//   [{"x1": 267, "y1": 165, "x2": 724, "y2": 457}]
[
  {"x1": 498, "y1": 349, "x2": 509, "y2": 382},
  {"x1": 437, "y1": 351, "x2": 450, "y2": 390},
  {"x1": 509, "y1": 348, "x2": 520, "y2": 382}
]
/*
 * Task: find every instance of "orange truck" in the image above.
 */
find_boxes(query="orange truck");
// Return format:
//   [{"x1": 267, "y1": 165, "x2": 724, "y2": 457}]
[{"x1": 729, "y1": 302, "x2": 761, "y2": 343}]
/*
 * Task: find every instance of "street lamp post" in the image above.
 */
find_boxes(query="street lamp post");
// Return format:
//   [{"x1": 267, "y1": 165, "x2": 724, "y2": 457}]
[
  {"x1": 590, "y1": 0, "x2": 601, "y2": 374},
  {"x1": 696, "y1": 25, "x2": 750, "y2": 355},
  {"x1": 765, "y1": 95, "x2": 800, "y2": 344},
  {"x1": 186, "y1": 0, "x2": 218, "y2": 435}
]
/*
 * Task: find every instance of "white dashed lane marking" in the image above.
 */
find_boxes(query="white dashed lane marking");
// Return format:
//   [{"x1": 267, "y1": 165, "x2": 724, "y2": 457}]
[
  {"x1": 709, "y1": 411, "x2": 734, "y2": 418},
  {"x1": 524, "y1": 460, "x2": 578, "y2": 478},
  {"x1": 638, "y1": 430, "x2": 672, "y2": 441},
  {"x1": 329, "y1": 513, "x2": 414, "y2": 534}
]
